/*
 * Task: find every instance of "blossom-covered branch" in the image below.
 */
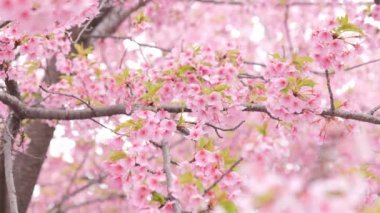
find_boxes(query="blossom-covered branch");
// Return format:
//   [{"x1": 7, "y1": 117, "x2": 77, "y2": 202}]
[{"x1": 2, "y1": 91, "x2": 380, "y2": 126}]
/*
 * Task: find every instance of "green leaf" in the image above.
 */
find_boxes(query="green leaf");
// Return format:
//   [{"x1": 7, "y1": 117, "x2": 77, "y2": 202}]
[
  {"x1": 226, "y1": 49, "x2": 240, "y2": 65},
  {"x1": 151, "y1": 191, "x2": 166, "y2": 205},
  {"x1": 220, "y1": 149, "x2": 238, "y2": 169},
  {"x1": 334, "y1": 100, "x2": 344, "y2": 109},
  {"x1": 337, "y1": 15, "x2": 349, "y2": 25},
  {"x1": 361, "y1": 201, "x2": 380, "y2": 213},
  {"x1": 271, "y1": 53, "x2": 285, "y2": 61},
  {"x1": 25, "y1": 60, "x2": 40, "y2": 74},
  {"x1": 214, "y1": 84, "x2": 230, "y2": 92},
  {"x1": 336, "y1": 23, "x2": 364, "y2": 35},
  {"x1": 292, "y1": 55, "x2": 313, "y2": 71},
  {"x1": 60, "y1": 75, "x2": 74, "y2": 86},
  {"x1": 192, "y1": 45, "x2": 202, "y2": 54},
  {"x1": 219, "y1": 199, "x2": 237, "y2": 213},
  {"x1": 95, "y1": 68, "x2": 102, "y2": 78},
  {"x1": 108, "y1": 150, "x2": 127, "y2": 162},
  {"x1": 255, "y1": 83, "x2": 266, "y2": 90},
  {"x1": 179, "y1": 172, "x2": 194, "y2": 184},
  {"x1": 179, "y1": 172, "x2": 204, "y2": 192},
  {"x1": 197, "y1": 137, "x2": 215, "y2": 151},
  {"x1": 142, "y1": 81, "x2": 163, "y2": 101},
  {"x1": 298, "y1": 78, "x2": 316, "y2": 87},
  {"x1": 177, "y1": 65, "x2": 196, "y2": 76},
  {"x1": 359, "y1": 165, "x2": 380, "y2": 183},
  {"x1": 72, "y1": 43, "x2": 93, "y2": 58},
  {"x1": 114, "y1": 68, "x2": 130, "y2": 86},
  {"x1": 114, "y1": 119, "x2": 144, "y2": 132},
  {"x1": 255, "y1": 191, "x2": 275, "y2": 207},
  {"x1": 280, "y1": 86, "x2": 289, "y2": 94},
  {"x1": 177, "y1": 114, "x2": 186, "y2": 127},
  {"x1": 202, "y1": 84, "x2": 230, "y2": 95},
  {"x1": 193, "y1": 177, "x2": 205, "y2": 192},
  {"x1": 256, "y1": 121, "x2": 268, "y2": 136},
  {"x1": 334, "y1": 15, "x2": 364, "y2": 36},
  {"x1": 222, "y1": 93, "x2": 233, "y2": 103},
  {"x1": 135, "y1": 12, "x2": 149, "y2": 24}
]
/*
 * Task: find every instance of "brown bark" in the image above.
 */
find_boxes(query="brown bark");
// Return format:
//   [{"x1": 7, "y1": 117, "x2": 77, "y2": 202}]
[
  {"x1": 0, "y1": 2, "x2": 151, "y2": 212},
  {"x1": 13, "y1": 122, "x2": 55, "y2": 213},
  {"x1": 11, "y1": 57, "x2": 59, "y2": 213},
  {"x1": 0, "y1": 154, "x2": 8, "y2": 212}
]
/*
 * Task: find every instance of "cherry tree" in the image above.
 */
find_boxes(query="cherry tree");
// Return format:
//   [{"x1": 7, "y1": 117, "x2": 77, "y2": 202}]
[{"x1": 2, "y1": 0, "x2": 380, "y2": 212}]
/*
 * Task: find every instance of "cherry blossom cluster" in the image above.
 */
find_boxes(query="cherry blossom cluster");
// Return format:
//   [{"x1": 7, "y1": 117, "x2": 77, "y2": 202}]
[
  {"x1": 310, "y1": 16, "x2": 364, "y2": 71},
  {"x1": 0, "y1": 36, "x2": 14, "y2": 63},
  {"x1": 264, "y1": 58, "x2": 322, "y2": 121},
  {"x1": 0, "y1": 0, "x2": 99, "y2": 33},
  {"x1": 106, "y1": 137, "x2": 242, "y2": 212},
  {"x1": 311, "y1": 30, "x2": 350, "y2": 71},
  {"x1": 3, "y1": 1, "x2": 380, "y2": 212},
  {"x1": 372, "y1": 5, "x2": 380, "y2": 21},
  {"x1": 101, "y1": 46, "x2": 249, "y2": 211}
]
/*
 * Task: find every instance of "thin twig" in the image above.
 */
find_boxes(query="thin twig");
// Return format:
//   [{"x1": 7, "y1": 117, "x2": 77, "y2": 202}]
[
  {"x1": 11, "y1": 149, "x2": 46, "y2": 161},
  {"x1": 149, "y1": 140, "x2": 162, "y2": 148},
  {"x1": 312, "y1": 58, "x2": 380, "y2": 76},
  {"x1": 207, "y1": 120, "x2": 245, "y2": 131},
  {"x1": 345, "y1": 58, "x2": 380, "y2": 72},
  {"x1": 90, "y1": 118, "x2": 127, "y2": 136},
  {"x1": 176, "y1": 126, "x2": 190, "y2": 136},
  {"x1": 325, "y1": 70, "x2": 335, "y2": 111},
  {"x1": 242, "y1": 60, "x2": 266, "y2": 67},
  {"x1": 39, "y1": 86, "x2": 95, "y2": 112},
  {"x1": 74, "y1": 0, "x2": 108, "y2": 43},
  {"x1": 89, "y1": 35, "x2": 171, "y2": 52},
  {"x1": 60, "y1": 194, "x2": 125, "y2": 212},
  {"x1": 237, "y1": 73, "x2": 265, "y2": 80},
  {"x1": 369, "y1": 105, "x2": 380, "y2": 115},
  {"x1": 0, "y1": 20, "x2": 11, "y2": 29},
  {"x1": 42, "y1": 85, "x2": 127, "y2": 137},
  {"x1": 119, "y1": 48, "x2": 128, "y2": 69},
  {"x1": 64, "y1": 152, "x2": 90, "y2": 197},
  {"x1": 206, "y1": 121, "x2": 245, "y2": 138},
  {"x1": 49, "y1": 174, "x2": 107, "y2": 212},
  {"x1": 88, "y1": 0, "x2": 153, "y2": 42},
  {"x1": 284, "y1": 5, "x2": 294, "y2": 54},
  {"x1": 203, "y1": 157, "x2": 243, "y2": 194}
]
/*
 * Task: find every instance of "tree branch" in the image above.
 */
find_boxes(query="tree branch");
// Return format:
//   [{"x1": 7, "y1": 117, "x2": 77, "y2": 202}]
[
  {"x1": 4, "y1": 91, "x2": 380, "y2": 126},
  {"x1": 73, "y1": 0, "x2": 108, "y2": 43},
  {"x1": 88, "y1": 0, "x2": 153, "y2": 43},
  {"x1": 1, "y1": 79, "x2": 21, "y2": 213},
  {"x1": 0, "y1": 20, "x2": 11, "y2": 29},
  {"x1": 161, "y1": 141, "x2": 181, "y2": 213},
  {"x1": 344, "y1": 58, "x2": 380, "y2": 72},
  {"x1": 369, "y1": 105, "x2": 380, "y2": 115},
  {"x1": 325, "y1": 70, "x2": 335, "y2": 112},
  {"x1": 49, "y1": 174, "x2": 107, "y2": 213}
]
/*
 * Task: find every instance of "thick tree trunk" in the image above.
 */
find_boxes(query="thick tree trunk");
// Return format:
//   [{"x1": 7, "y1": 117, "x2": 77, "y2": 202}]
[
  {"x1": 10, "y1": 56, "x2": 60, "y2": 213},
  {"x1": 13, "y1": 122, "x2": 55, "y2": 213},
  {"x1": 0, "y1": 154, "x2": 9, "y2": 212}
]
